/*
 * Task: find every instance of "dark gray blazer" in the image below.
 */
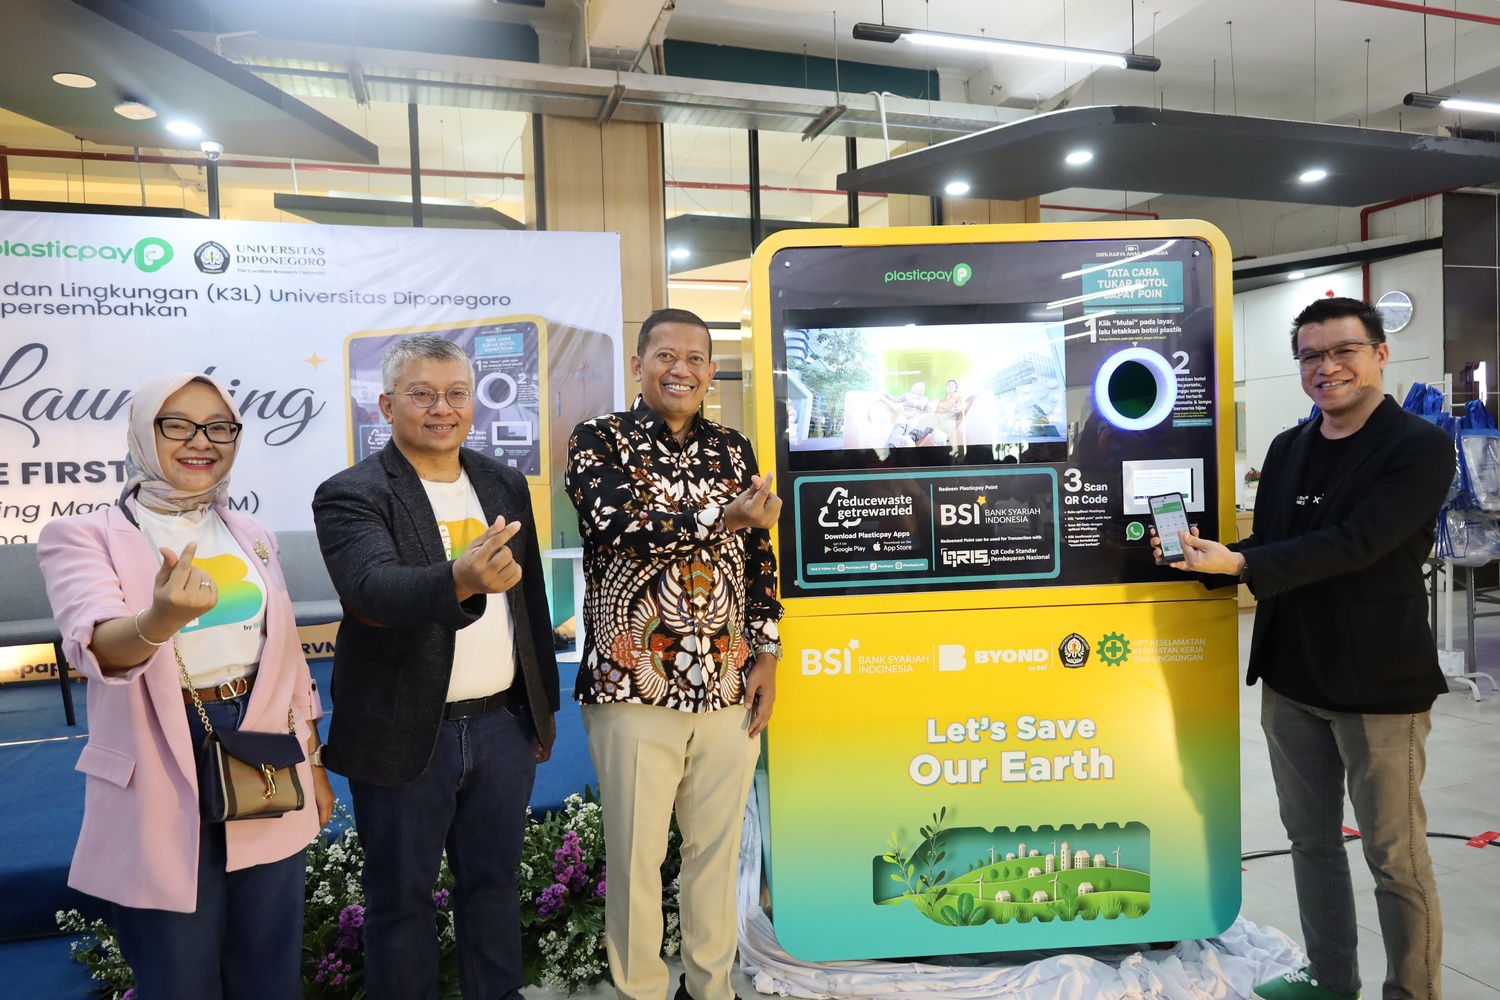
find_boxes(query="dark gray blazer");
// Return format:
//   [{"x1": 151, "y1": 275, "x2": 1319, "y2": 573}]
[{"x1": 312, "y1": 442, "x2": 559, "y2": 785}]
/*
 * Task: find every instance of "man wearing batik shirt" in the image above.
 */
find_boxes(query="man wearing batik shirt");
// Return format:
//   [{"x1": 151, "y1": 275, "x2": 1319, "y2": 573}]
[{"x1": 566, "y1": 308, "x2": 782, "y2": 1000}]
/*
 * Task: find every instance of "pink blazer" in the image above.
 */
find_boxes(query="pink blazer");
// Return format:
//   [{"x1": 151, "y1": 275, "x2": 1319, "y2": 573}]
[{"x1": 38, "y1": 502, "x2": 324, "y2": 913}]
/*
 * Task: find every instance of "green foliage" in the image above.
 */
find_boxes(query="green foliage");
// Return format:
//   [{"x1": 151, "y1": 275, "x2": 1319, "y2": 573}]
[
  {"x1": 1097, "y1": 894, "x2": 1126, "y2": 919},
  {"x1": 915, "y1": 807, "x2": 949, "y2": 892},
  {"x1": 882, "y1": 832, "x2": 922, "y2": 897},
  {"x1": 1044, "y1": 879, "x2": 1080, "y2": 923},
  {"x1": 1124, "y1": 899, "x2": 1150, "y2": 919},
  {"x1": 58, "y1": 790, "x2": 681, "y2": 998},
  {"x1": 55, "y1": 910, "x2": 132, "y2": 1000},
  {"x1": 935, "y1": 891, "x2": 986, "y2": 927},
  {"x1": 796, "y1": 328, "x2": 874, "y2": 438}
]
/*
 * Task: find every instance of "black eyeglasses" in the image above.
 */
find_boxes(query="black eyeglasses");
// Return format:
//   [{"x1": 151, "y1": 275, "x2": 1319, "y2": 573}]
[
  {"x1": 401, "y1": 388, "x2": 474, "y2": 408},
  {"x1": 154, "y1": 417, "x2": 243, "y2": 444},
  {"x1": 1293, "y1": 341, "x2": 1381, "y2": 370}
]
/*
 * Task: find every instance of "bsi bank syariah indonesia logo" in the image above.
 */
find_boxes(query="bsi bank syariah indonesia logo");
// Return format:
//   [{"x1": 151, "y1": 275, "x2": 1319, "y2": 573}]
[{"x1": 801, "y1": 639, "x2": 855, "y2": 675}]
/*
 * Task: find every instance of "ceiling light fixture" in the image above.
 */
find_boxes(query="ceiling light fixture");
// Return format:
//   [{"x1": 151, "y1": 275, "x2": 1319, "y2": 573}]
[
  {"x1": 669, "y1": 248, "x2": 690, "y2": 261},
  {"x1": 1065, "y1": 150, "x2": 1094, "y2": 165},
  {"x1": 1287, "y1": 271, "x2": 1306, "y2": 280},
  {"x1": 803, "y1": 103, "x2": 848, "y2": 141},
  {"x1": 52, "y1": 72, "x2": 97, "y2": 88},
  {"x1": 853, "y1": 22, "x2": 1162, "y2": 72},
  {"x1": 1298, "y1": 169, "x2": 1328, "y2": 183},
  {"x1": 113, "y1": 101, "x2": 157, "y2": 121},
  {"x1": 1405, "y1": 91, "x2": 1500, "y2": 116},
  {"x1": 944, "y1": 180, "x2": 971, "y2": 195},
  {"x1": 166, "y1": 121, "x2": 203, "y2": 137}
]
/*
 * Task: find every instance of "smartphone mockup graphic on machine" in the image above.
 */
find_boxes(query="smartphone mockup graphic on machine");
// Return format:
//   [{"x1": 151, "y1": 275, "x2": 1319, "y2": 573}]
[{"x1": 1150, "y1": 492, "x2": 1191, "y2": 565}]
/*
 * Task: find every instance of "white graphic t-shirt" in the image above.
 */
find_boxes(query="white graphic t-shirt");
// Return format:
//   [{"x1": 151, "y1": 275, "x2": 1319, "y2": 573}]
[
  {"x1": 420, "y1": 471, "x2": 517, "y2": 701},
  {"x1": 136, "y1": 505, "x2": 267, "y2": 689}
]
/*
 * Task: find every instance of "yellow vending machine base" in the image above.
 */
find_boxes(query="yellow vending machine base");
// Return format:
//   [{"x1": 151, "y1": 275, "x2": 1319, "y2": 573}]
[{"x1": 768, "y1": 597, "x2": 1240, "y2": 960}]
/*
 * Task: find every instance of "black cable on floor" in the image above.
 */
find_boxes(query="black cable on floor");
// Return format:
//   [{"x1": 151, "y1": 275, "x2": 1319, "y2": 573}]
[{"x1": 1242, "y1": 830, "x2": 1498, "y2": 862}]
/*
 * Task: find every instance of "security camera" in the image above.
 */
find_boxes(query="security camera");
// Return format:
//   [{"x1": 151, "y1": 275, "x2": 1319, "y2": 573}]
[{"x1": 200, "y1": 141, "x2": 224, "y2": 161}]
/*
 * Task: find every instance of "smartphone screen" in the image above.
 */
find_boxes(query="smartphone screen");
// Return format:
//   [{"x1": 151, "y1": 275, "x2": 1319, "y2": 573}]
[{"x1": 1149, "y1": 492, "x2": 1191, "y2": 565}]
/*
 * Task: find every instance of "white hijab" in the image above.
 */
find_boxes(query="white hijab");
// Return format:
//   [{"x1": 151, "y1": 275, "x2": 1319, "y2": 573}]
[{"x1": 123, "y1": 372, "x2": 242, "y2": 513}]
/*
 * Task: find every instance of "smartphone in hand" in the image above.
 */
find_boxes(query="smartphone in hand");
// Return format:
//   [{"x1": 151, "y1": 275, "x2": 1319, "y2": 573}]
[{"x1": 1149, "y1": 492, "x2": 1190, "y2": 566}]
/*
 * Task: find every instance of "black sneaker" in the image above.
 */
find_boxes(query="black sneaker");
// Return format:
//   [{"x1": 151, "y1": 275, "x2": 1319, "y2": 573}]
[{"x1": 675, "y1": 973, "x2": 740, "y2": 1000}]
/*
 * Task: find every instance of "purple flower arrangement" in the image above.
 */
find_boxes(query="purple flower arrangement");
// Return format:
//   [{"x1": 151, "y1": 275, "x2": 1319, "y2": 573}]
[
  {"x1": 314, "y1": 953, "x2": 353, "y2": 986},
  {"x1": 535, "y1": 829, "x2": 605, "y2": 918},
  {"x1": 334, "y1": 903, "x2": 364, "y2": 953}
]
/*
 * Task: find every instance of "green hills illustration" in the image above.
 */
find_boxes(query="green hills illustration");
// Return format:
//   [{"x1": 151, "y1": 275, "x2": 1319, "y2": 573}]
[{"x1": 874, "y1": 812, "x2": 1150, "y2": 927}]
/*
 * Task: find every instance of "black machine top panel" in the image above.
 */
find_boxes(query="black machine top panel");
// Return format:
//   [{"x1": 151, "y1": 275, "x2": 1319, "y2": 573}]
[{"x1": 769, "y1": 236, "x2": 1222, "y2": 600}]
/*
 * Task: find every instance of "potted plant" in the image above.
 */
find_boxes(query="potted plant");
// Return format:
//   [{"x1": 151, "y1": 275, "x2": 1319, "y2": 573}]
[{"x1": 1243, "y1": 468, "x2": 1260, "y2": 508}]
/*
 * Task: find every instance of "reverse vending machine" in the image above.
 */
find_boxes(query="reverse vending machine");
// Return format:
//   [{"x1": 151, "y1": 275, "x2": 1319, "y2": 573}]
[{"x1": 749, "y1": 222, "x2": 1240, "y2": 960}]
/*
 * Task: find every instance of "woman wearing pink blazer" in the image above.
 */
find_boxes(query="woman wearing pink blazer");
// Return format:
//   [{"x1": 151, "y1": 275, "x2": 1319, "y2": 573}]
[{"x1": 38, "y1": 372, "x2": 334, "y2": 1000}]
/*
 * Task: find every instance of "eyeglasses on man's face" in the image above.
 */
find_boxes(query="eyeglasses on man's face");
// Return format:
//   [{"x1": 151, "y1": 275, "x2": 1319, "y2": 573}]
[
  {"x1": 154, "y1": 417, "x2": 243, "y2": 444},
  {"x1": 401, "y1": 387, "x2": 474, "y2": 408},
  {"x1": 1293, "y1": 341, "x2": 1381, "y2": 370}
]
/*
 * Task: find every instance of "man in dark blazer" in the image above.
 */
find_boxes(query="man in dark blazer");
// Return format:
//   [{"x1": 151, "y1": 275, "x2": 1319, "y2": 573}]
[
  {"x1": 1160, "y1": 297, "x2": 1452, "y2": 1000},
  {"x1": 314, "y1": 334, "x2": 558, "y2": 1000}
]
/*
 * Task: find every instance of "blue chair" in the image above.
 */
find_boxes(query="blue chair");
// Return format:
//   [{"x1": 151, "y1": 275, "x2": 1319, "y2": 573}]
[{"x1": 0, "y1": 544, "x2": 75, "y2": 725}]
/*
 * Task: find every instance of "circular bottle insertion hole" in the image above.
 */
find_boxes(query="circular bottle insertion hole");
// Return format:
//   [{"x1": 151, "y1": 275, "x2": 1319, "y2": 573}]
[{"x1": 1093, "y1": 348, "x2": 1178, "y2": 431}]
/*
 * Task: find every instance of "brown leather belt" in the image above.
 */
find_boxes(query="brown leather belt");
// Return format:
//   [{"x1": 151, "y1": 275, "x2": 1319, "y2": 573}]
[{"x1": 181, "y1": 675, "x2": 255, "y2": 704}]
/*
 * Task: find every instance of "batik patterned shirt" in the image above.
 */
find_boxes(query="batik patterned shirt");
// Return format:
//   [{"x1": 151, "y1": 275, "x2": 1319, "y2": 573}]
[{"x1": 565, "y1": 397, "x2": 782, "y2": 713}]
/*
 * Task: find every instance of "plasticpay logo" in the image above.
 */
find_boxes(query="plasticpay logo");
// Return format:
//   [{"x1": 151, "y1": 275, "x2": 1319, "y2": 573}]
[
  {"x1": 0, "y1": 234, "x2": 173, "y2": 272},
  {"x1": 884, "y1": 261, "x2": 972, "y2": 286}
]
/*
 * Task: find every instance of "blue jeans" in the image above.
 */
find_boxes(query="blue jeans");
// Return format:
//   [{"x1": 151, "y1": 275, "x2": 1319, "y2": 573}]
[
  {"x1": 1261, "y1": 685, "x2": 1443, "y2": 1000},
  {"x1": 349, "y1": 703, "x2": 537, "y2": 1000},
  {"x1": 111, "y1": 695, "x2": 306, "y2": 1000}
]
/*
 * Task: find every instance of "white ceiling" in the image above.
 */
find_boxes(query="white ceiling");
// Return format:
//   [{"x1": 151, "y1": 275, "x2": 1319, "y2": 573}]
[{"x1": 668, "y1": 0, "x2": 1500, "y2": 130}]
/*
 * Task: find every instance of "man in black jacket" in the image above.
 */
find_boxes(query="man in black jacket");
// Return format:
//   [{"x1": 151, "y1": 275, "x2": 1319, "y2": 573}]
[
  {"x1": 314, "y1": 334, "x2": 559, "y2": 1000},
  {"x1": 1160, "y1": 298, "x2": 1451, "y2": 1000}
]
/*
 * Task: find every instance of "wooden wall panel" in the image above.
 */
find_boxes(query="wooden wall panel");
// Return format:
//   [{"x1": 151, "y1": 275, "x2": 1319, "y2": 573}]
[
  {"x1": 537, "y1": 115, "x2": 667, "y2": 396},
  {"x1": 940, "y1": 195, "x2": 1040, "y2": 225}
]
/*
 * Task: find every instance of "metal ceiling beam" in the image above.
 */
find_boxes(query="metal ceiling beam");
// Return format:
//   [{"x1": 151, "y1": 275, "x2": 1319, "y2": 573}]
[{"x1": 240, "y1": 58, "x2": 1027, "y2": 141}]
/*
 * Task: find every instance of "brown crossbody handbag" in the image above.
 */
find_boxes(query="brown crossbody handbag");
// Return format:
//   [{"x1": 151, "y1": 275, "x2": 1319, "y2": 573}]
[{"x1": 175, "y1": 643, "x2": 306, "y2": 822}]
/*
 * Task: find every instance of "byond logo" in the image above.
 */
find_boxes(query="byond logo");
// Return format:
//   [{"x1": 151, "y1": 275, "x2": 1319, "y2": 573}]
[
  {"x1": 937, "y1": 644, "x2": 967, "y2": 671},
  {"x1": 134, "y1": 237, "x2": 173, "y2": 273},
  {"x1": 194, "y1": 241, "x2": 229, "y2": 274},
  {"x1": 952, "y1": 262, "x2": 972, "y2": 286}
]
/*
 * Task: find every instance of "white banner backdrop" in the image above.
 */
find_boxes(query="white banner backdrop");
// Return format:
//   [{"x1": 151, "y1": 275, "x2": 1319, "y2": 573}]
[{"x1": 0, "y1": 211, "x2": 622, "y2": 542}]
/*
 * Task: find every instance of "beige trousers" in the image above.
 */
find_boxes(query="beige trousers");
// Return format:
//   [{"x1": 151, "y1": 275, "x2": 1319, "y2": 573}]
[{"x1": 582, "y1": 702, "x2": 759, "y2": 1000}]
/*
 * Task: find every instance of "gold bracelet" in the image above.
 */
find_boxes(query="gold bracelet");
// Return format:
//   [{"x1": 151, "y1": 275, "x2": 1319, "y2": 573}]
[{"x1": 133, "y1": 609, "x2": 170, "y2": 647}]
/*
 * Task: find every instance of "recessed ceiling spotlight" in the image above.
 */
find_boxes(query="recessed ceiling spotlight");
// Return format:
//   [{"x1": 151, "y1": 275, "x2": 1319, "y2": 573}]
[
  {"x1": 1298, "y1": 168, "x2": 1328, "y2": 183},
  {"x1": 945, "y1": 180, "x2": 971, "y2": 196},
  {"x1": 1287, "y1": 271, "x2": 1306, "y2": 280},
  {"x1": 52, "y1": 72, "x2": 97, "y2": 88},
  {"x1": 113, "y1": 101, "x2": 157, "y2": 121},
  {"x1": 669, "y1": 247, "x2": 690, "y2": 261},
  {"x1": 1065, "y1": 150, "x2": 1094, "y2": 165},
  {"x1": 166, "y1": 121, "x2": 203, "y2": 137}
]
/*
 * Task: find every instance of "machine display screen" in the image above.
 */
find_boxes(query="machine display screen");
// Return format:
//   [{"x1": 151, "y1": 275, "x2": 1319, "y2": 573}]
[
  {"x1": 784, "y1": 320, "x2": 1068, "y2": 456},
  {"x1": 768, "y1": 238, "x2": 1220, "y2": 598}
]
